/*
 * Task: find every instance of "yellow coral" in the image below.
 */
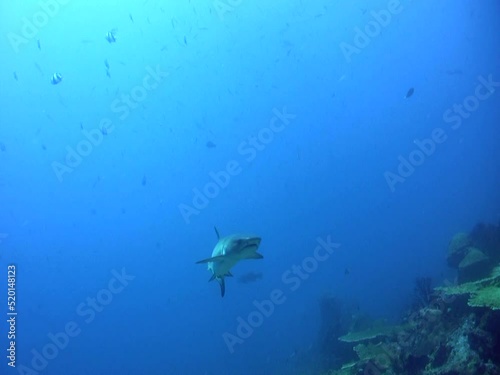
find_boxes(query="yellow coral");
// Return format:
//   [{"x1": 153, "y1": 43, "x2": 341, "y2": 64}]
[
  {"x1": 437, "y1": 263, "x2": 500, "y2": 310},
  {"x1": 338, "y1": 325, "x2": 397, "y2": 343},
  {"x1": 468, "y1": 286, "x2": 500, "y2": 310}
]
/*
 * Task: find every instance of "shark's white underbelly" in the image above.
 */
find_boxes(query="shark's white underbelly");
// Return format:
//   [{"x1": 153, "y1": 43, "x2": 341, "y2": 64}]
[{"x1": 209, "y1": 258, "x2": 238, "y2": 277}]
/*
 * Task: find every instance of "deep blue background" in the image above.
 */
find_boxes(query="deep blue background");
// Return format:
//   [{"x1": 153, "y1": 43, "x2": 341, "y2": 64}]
[{"x1": 1, "y1": 0, "x2": 499, "y2": 374}]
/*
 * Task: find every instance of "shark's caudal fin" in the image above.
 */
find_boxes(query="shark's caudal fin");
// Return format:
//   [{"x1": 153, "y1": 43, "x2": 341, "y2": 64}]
[{"x1": 208, "y1": 273, "x2": 231, "y2": 297}]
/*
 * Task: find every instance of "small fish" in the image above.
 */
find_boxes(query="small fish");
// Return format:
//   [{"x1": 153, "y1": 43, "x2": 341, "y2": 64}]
[
  {"x1": 105, "y1": 30, "x2": 117, "y2": 43},
  {"x1": 50, "y1": 73, "x2": 62, "y2": 85},
  {"x1": 41, "y1": 144, "x2": 47, "y2": 151},
  {"x1": 34, "y1": 62, "x2": 44, "y2": 76},
  {"x1": 80, "y1": 122, "x2": 84, "y2": 130},
  {"x1": 141, "y1": 174, "x2": 147, "y2": 186},
  {"x1": 405, "y1": 87, "x2": 414, "y2": 99},
  {"x1": 129, "y1": 13, "x2": 134, "y2": 22},
  {"x1": 206, "y1": 141, "x2": 216, "y2": 148},
  {"x1": 184, "y1": 36, "x2": 187, "y2": 45},
  {"x1": 100, "y1": 126, "x2": 108, "y2": 135},
  {"x1": 344, "y1": 268, "x2": 350, "y2": 276},
  {"x1": 237, "y1": 271, "x2": 263, "y2": 284},
  {"x1": 37, "y1": 39, "x2": 41, "y2": 50},
  {"x1": 13, "y1": 72, "x2": 18, "y2": 81},
  {"x1": 104, "y1": 59, "x2": 111, "y2": 78},
  {"x1": 0, "y1": 142, "x2": 6, "y2": 152}
]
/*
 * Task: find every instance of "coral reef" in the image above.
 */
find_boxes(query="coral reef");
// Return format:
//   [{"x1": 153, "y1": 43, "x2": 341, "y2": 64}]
[
  {"x1": 447, "y1": 222, "x2": 500, "y2": 283},
  {"x1": 413, "y1": 277, "x2": 434, "y2": 308},
  {"x1": 447, "y1": 232, "x2": 472, "y2": 267},
  {"x1": 470, "y1": 221, "x2": 500, "y2": 264},
  {"x1": 315, "y1": 220, "x2": 500, "y2": 375},
  {"x1": 338, "y1": 325, "x2": 398, "y2": 343},
  {"x1": 316, "y1": 294, "x2": 358, "y2": 370},
  {"x1": 437, "y1": 265, "x2": 500, "y2": 310}
]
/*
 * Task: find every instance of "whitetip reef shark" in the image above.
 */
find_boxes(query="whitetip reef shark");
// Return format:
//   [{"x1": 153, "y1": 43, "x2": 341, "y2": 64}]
[{"x1": 196, "y1": 227, "x2": 263, "y2": 297}]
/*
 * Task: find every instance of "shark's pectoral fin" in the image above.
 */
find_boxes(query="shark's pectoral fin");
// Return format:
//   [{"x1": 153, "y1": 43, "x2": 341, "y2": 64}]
[
  {"x1": 226, "y1": 272, "x2": 233, "y2": 277},
  {"x1": 218, "y1": 277, "x2": 225, "y2": 297},
  {"x1": 247, "y1": 252, "x2": 264, "y2": 260},
  {"x1": 195, "y1": 255, "x2": 226, "y2": 264}
]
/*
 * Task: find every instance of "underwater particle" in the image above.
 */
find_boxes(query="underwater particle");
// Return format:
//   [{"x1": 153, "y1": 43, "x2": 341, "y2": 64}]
[
  {"x1": 105, "y1": 29, "x2": 117, "y2": 43},
  {"x1": 142, "y1": 174, "x2": 147, "y2": 186},
  {"x1": 0, "y1": 142, "x2": 6, "y2": 152},
  {"x1": 206, "y1": 141, "x2": 216, "y2": 148},
  {"x1": 92, "y1": 175, "x2": 101, "y2": 188},
  {"x1": 13, "y1": 72, "x2": 18, "y2": 81},
  {"x1": 50, "y1": 73, "x2": 62, "y2": 85},
  {"x1": 37, "y1": 39, "x2": 41, "y2": 50},
  {"x1": 184, "y1": 36, "x2": 187, "y2": 45},
  {"x1": 405, "y1": 87, "x2": 414, "y2": 98}
]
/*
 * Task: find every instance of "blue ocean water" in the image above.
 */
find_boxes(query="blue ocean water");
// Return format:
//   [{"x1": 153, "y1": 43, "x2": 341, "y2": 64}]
[{"x1": 0, "y1": 0, "x2": 499, "y2": 374}]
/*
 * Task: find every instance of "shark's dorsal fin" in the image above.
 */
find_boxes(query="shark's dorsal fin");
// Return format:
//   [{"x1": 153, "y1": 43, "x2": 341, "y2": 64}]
[{"x1": 214, "y1": 226, "x2": 221, "y2": 240}]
